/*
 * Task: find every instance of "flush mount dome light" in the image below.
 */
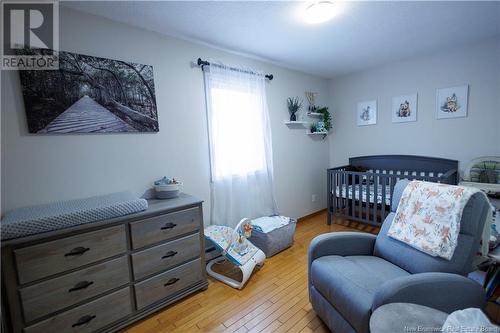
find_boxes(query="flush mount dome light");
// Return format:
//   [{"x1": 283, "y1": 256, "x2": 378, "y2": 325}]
[{"x1": 303, "y1": 1, "x2": 337, "y2": 24}]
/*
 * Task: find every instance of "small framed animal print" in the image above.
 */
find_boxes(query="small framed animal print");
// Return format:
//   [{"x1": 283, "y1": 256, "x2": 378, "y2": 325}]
[
  {"x1": 392, "y1": 93, "x2": 417, "y2": 123},
  {"x1": 436, "y1": 85, "x2": 468, "y2": 119},
  {"x1": 357, "y1": 100, "x2": 377, "y2": 126}
]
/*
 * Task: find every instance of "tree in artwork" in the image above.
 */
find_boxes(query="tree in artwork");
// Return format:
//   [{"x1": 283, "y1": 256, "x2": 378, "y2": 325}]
[{"x1": 19, "y1": 49, "x2": 159, "y2": 133}]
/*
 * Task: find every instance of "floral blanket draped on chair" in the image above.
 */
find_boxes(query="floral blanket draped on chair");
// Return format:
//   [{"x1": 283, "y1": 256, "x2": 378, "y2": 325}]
[{"x1": 388, "y1": 181, "x2": 480, "y2": 260}]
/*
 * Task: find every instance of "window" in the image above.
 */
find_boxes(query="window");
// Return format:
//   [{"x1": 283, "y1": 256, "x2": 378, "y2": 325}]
[
  {"x1": 207, "y1": 82, "x2": 269, "y2": 180},
  {"x1": 203, "y1": 64, "x2": 277, "y2": 226}
]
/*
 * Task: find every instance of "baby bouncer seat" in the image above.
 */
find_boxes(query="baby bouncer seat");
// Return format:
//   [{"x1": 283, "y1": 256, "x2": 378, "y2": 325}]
[{"x1": 204, "y1": 218, "x2": 266, "y2": 289}]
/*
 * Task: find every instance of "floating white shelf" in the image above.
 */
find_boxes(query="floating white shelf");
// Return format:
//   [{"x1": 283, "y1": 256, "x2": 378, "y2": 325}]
[
  {"x1": 307, "y1": 131, "x2": 328, "y2": 139},
  {"x1": 284, "y1": 120, "x2": 308, "y2": 128},
  {"x1": 307, "y1": 112, "x2": 323, "y2": 117}
]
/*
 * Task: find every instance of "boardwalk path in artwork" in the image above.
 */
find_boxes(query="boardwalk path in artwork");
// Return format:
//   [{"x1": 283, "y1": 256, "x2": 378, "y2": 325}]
[{"x1": 39, "y1": 95, "x2": 137, "y2": 133}]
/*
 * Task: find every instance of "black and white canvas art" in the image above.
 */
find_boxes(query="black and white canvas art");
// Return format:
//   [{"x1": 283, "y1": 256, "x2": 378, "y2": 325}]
[
  {"x1": 436, "y1": 85, "x2": 468, "y2": 120},
  {"x1": 357, "y1": 100, "x2": 377, "y2": 126},
  {"x1": 19, "y1": 49, "x2": 158, "y2": 133},
  {"x1": 392, "y1": 93, "x2": 417, "y2": 123}
]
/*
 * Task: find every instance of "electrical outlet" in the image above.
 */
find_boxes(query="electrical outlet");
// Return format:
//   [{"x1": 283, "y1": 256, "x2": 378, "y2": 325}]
[{"x1": 311, "y1": 194, "x2": 317, "y2": 202}]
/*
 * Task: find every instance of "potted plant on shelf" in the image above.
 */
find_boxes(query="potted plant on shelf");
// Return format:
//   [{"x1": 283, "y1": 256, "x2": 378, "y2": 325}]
[
  {"x1": 287, "y1": 97, "x2": 302, "y2": 121},
  {"x1": 310, "y1": 123, "x2": 318, "y2": 133},
  {"x1": 317, "y1": 106, "x2": 332, "y2": 132},
  {"x1": 305, "y1": 91, "x2": 318, "y2": 113},
  {"x1": 310, "y1": 107, "x2": 332, "y2": 134}
]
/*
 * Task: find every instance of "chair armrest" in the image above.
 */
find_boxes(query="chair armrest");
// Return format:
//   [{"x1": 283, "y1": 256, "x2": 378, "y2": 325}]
[
  {"x1": 308, "y1": 232, "x2": 376, "y2": 264},
  {"x1": 308, "y1": 232, "x2": 376, "y2": 301},
  {"x1": 373, "y1": 272, "x2": 486, "y2": 314}
]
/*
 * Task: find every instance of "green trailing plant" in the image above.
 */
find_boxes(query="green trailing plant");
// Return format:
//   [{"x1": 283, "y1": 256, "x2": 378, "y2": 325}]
[{"x1": 316, "y1": 106, "x2": 332, "y2": 131}]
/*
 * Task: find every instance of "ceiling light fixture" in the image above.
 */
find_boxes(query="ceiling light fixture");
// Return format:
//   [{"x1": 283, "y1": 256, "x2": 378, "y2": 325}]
[{"x1": 303, "y1": 1, "x2": 337, "y2": 24}]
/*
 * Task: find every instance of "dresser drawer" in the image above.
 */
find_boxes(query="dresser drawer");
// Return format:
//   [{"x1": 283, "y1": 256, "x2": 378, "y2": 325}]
[
  {"x1": 15, "y1": 225, "x2": 126, "y2": 284},
  {"x1": 132, "y1": 233, "x2": 200, "y2": 280},
  {"x1": 130, "y1": 207, "x2": 201, "y2": 249},
  {"x1": 23, "y1": 287, "x2": 132, "y2": 333},
  {"x1": 20, "y1": 256, "x2": 129, "y2": 322},
  {"x1": 134, "y1": 258, "x2": 203, "y2": 310}
]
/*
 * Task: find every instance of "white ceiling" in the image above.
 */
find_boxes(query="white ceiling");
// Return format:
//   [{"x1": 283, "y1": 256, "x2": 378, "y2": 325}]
[{"x1": 63, "y1": 1, "x2": 500, "y2": 78}]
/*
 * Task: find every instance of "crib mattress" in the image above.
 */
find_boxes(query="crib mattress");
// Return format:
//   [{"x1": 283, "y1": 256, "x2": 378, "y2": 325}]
[
  {"x1": 1, "y1": 192, "x2": 148, "y2": 240},
  {"x1": 334, "y1": 185, "x2": 391, "y2": 206}
]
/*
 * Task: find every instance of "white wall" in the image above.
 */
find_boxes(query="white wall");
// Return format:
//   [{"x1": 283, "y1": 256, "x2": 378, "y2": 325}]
[
  {"x1": 3, "y1": 8, "x2": 497, "y2": 219},
  {"x1": 328, "y1": 38, "x2": 500, "y2": 173},
  {"x1": 1, "y1": 8, "x2": 330, "y2": 220}
]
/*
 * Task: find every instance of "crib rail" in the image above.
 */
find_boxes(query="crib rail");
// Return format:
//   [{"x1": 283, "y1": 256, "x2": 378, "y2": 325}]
[{"x1": 327, "y1": 166, "x2": 458, "y2": 226}]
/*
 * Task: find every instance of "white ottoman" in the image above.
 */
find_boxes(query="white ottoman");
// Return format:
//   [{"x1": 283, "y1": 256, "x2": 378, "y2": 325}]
[{"x1": 370, "y1": 303, "x2": 448, "y2": 333}]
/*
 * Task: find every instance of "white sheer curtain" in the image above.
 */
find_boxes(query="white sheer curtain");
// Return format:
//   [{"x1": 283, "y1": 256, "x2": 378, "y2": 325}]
[{"x1": 203, "y1": 64, "x2": 277, "y2": 228}]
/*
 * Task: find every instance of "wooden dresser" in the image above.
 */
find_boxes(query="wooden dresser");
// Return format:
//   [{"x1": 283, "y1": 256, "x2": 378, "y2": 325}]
[{"x1": 1, "y1": 194, "x2": 208, "y2": 333}]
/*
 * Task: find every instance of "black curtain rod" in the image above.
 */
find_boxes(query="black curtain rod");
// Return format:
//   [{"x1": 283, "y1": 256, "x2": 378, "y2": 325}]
[{"x1": 197, "y1": 58, "x2": 273, "y2": 81}]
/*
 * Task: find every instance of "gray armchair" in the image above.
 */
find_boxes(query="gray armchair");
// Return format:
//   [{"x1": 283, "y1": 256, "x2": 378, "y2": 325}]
[{"x1": 308, "y1": 179, "x2": 490, "y2": 333}]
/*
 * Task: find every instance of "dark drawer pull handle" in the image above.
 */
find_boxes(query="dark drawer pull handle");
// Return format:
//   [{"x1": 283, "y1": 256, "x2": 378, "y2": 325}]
[
  {"x1": 206, "y1": 247, "x2": 217, "y2": 253},
  {"x1": 68, "y1": 280, "x2": 94, "y2": 292},
  {"x1": 160, "y1": 222, "x2": 177, "y2": 230},
  {"x1": 164, "y1": 278, "x2": 179, "y2": 287},
  {"x1": 161, "y1": 251, "x2": 178, "y2": 259},
  {"x1": 72, "y1": 314, "x2": 96, "y2": 327},
  {"x1": 64, "y1": 246, "x2": 90, "y2": 257}
]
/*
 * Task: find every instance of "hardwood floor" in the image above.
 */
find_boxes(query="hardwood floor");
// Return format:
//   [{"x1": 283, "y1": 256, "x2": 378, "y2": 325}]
[{"x1": 122, "y1": 212, "x2": 379, "y2": 333}]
